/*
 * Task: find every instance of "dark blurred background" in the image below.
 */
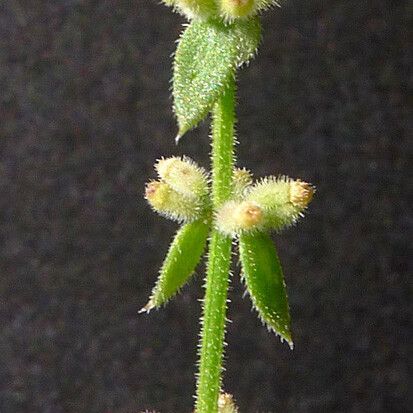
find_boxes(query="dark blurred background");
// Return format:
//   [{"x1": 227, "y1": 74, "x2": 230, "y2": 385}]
[{"x1": 0, "y1": 0, "x2": 411, "y2": 412}]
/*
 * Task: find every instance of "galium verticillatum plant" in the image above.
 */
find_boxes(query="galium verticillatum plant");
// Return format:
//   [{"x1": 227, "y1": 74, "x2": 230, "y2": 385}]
[{"x1": 141, "y1": 0, "x2": 315, "y2": 411}]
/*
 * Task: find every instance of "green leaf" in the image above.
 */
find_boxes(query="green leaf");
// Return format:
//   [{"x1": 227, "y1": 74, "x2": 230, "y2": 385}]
[
  {"x1": 141, "y1": 219, "x2": 210, "y2": 311},
  {"x1": 173, "y1": 17, "x2": 261, "y2": 139},
  {"x1": 239, "y1": 232, "x2": 292, "y2": 347}
]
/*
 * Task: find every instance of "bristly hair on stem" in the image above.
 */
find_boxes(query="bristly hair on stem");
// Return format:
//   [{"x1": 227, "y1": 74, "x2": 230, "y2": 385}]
[{"x1": 195, "y1": 77, "x2": 235, "y2": 413}]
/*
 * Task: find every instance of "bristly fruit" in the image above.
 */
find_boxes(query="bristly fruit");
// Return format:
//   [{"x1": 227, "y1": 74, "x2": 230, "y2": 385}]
[
  {"x1": 155, "y1": 156, "x2": 209, "y2": 199},
  {"x1": 216, "y1": 175, "x2": 314, "y2": 236},
  {"x1": 145, "y1": 157, "x2": 211, "y2": 223},
  {"x1": 214, "y1": 200, "x2": 264, "y2": 235},
  {"x1": 145, "y1": 181, "x2": 205, "y2": 223},
  {"x1": 244, "y1": 176, "x2": 314, "y2": 230}
]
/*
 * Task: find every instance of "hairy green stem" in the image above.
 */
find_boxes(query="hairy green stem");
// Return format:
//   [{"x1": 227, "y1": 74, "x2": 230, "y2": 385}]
[{"x1": 195, "y1": 77, "x2": 236, "y2": 413}]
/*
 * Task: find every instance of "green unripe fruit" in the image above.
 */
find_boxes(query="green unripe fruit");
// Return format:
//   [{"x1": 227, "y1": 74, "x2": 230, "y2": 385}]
[
  {"x1": 156, "y1": 156, "x2": 208, "y2": 199},
  {"x1": 245, "y1": 176, "x2": 314, "y2": 230},
  {"x1": 215, "y1": 199, "x2": 264, "y2": 235},
  {"x1": 145, "y1": 180, "x2": 206, "y2": 223},
  {"x1": 215, "y1": 176, "x2": 314, "y2": 236}
]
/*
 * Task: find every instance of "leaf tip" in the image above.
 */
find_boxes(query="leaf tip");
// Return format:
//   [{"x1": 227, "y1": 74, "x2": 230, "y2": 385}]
[
  {"x1": 139, "y1": 299, "x2": 155, "y2": 314},
  {"x1": 282, "y1": 334, "x2": 294, "y2": 350},
  {"x1": 272, "y1": 327, "x2": 293, "y2": 349},
  {"x1": 176, "y1": 124, "x2": 189, "y2": 143}
]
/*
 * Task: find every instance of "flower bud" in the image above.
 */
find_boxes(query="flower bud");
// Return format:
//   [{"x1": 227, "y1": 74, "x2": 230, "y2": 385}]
[
  {"x1": 216, "y1": 176, "x2": 314, "y2": 236},
  {"x1": 218, "y1": 393, "x2": 239, "y2": 413},
  {"x1": 145, "y1": 181, "x2": 205, "y2": 223},
  {"x1": 245, "y1": 176, "x2": 314, "y2": 230},
  {"x1": 289, "y1": 179, "x2": 314, "y2": 209},
  {"x1": 215, "y1": 200, "x2": 264, "y2": 236},
  {"x1": 155, "y1": 156, "x2": 208, "y2": 199},
  {"x1": 219, "y1": 0, "x2": 256, "y2": 19},
  {"x1": 233, "y1": 167, "x2": 253, "y2": 199}
]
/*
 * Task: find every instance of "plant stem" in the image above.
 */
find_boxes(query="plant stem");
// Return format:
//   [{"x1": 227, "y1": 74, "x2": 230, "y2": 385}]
[{"x1": 195, "y1": 77, "x2": 236, "y2": 413}]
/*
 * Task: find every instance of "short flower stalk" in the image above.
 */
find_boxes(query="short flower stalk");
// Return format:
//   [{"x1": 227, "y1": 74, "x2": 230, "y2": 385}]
[{"x1": 143, "y1": 0, "x2": 315, "y2": 411}]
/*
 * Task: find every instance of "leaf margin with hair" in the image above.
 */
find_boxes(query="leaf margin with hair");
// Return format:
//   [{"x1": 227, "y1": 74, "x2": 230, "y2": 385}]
[
  {"x1": 173, "y1": 17, "x2": 261, "y2": 139},
  {"x1": 239, "y1": 231, "x2": 292, "y2": 347},
  {"x1": 141, "y1": 219, "x2": 210, "y2": 311}
]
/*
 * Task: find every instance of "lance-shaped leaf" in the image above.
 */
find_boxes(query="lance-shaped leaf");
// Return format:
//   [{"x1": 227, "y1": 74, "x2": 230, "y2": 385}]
[
  {"x1": 239, "y1": 232, "x2": 292, "y2": 347},
  {"x1": 141, "y1": 219, "x2": 210, "y2": 312},
  {"x1": 173, "y1": 17, "x2": 261, "y2": 139}
]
